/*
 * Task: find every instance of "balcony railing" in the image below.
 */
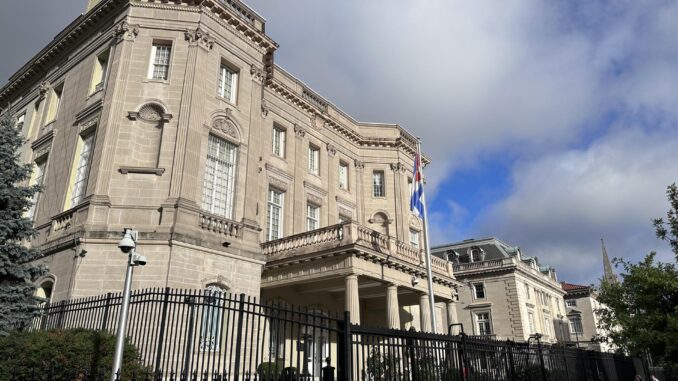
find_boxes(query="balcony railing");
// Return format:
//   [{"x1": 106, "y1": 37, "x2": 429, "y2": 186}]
[
  {"x1": 453, "y1": 258, "x2": 511, "y2": 272},
  {"x1": 261, "y1": 222, "x2": 454, "y2": 277},
  {"x1": 199, "y1": 212, "x2": 242, "y2": 238}
]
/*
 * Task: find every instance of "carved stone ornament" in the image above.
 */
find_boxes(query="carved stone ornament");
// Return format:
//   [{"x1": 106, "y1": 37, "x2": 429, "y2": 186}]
[
  {"x1": 212, "y1": 118, "x2": 239, "y2": 139},
  {"x1": 38, "y1": 81, "x2": 49, "y2": 101},
  {"x1": 137, "y1": 104, "x2": 163, "y2": 123},
  {"x1": 326, "y1": 143, "x2": 337, "y2": 157},
  {"x1": 269, "y1": 177, "x2": 288, "y2": 192},
  {"x1": 354, "y1": 160, "x2": 365, "y2": 171},
  {"x1": 261, "y1": 100, "x2": 270, "y2": 118},
  {"x1": 338, "y1": 206, "x2": 353, "y2": 218},
  {"x1": 293, "y1": 124, "x2": 306, "y2": 138},
  {"x1": 114, "y1": 21, "x2": 139, "y2": 42},
  {"x1": 307, "y1": 194, "x2": 323, "y2": 205},
  {"x1": 390, "y1": 162, "x2": 406, "y2": 172},
  {"x1": 250, "y1": 64, "x2": 266, "y2": 84},
  {"x1": 185, "y1": 28, "x2": 214, "y2": 50}
]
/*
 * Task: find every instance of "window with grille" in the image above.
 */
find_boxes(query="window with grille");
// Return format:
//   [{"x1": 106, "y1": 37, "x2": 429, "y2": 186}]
[
  {"x1": 471, "y1": 248, "x2": 482, "y2": 262},
  {"x1": 372, "y1": 171, "x2": 385, "y2": 197},
  {"x1": 199, "y1": 285, "x2": 227, "y2": 351},
  {"x1": 308, "y1": 145, "x2": 319, "y2": 175},
  {"x1": 148, "y1": 43, "x2": 171, "y2": 80},
  {"x1": 409, "y1": 229, "x2": 420, "y2": 248},
  {"x1": 474, "y1": 283, "x2": 485, "y2": 299},
  {"x1": 267, "y1": 188, "x2": 284, "y2": 241},
  {"x1": 218, "y1": 63, "x2": 238, "y2": 103},
  {"x1": 272, "y1": 127, "x2": 286, "y2": 158},
  {"x1": 306, "y1": 204, "x2": 319, "y2": 231},
  {"x1": 566, "y1": 299, "x2": 577, "y2": 307},
  {"x1": 476, "y1": 312, "x2": 492, "y2": 335},
  {"x1": 569, "y1": 315, "x2": 583, "y2": 334},
  {"x1": 69, "y1": 133, "x2": 94, "y2": 208},
  {"x1": 338, "y1": 162, "x2": 348, "y2": 190},
  {"x1": 202, "y1": 135, "x2": 237, "y2": 218},
  {"x1": 27, "y1": 159, "x2": 47, "y2": 220}
]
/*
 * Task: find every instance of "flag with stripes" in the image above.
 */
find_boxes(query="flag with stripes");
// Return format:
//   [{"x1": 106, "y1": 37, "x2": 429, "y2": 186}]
[{"x1": 410, "y1": 153, "x2": 425, "y2": 219}]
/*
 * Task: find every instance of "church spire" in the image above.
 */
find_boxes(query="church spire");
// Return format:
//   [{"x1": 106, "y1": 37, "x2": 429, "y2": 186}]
[{"x1": 601, "y1": 238, "x2": 618, "y2": 284}]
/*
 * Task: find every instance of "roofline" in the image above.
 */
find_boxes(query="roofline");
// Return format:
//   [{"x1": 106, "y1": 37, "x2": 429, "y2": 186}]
[{"x1": 432, "y1": 237, "x2": 514, "y2": 252}]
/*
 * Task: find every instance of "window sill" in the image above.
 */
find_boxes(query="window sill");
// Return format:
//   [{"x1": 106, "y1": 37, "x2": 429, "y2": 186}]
[
  {"x1": 118, "y1": 166, "x2": 165, "y2": 176},
  {"x1": 143, "y1": 79, "x2": 170, "y2": 84},
  {"x1": 216, "y1": 95, "x2": 237, "y2": 108},
  {"x1": 467, "y1": 302, "x2": 492, "y2": 309}
]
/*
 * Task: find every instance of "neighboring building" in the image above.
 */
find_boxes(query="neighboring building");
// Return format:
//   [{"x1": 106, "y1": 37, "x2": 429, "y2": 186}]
[
  {"x1": 1, "y1": 0, "x2": 462, "y2": 344},
  {"x1": 432, "y1": 238, "x2": 569, "y2": 344}
]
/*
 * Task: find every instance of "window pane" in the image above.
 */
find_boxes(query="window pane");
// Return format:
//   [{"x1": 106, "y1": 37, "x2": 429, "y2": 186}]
[
  {"x1": 373, "y1": 171, "x2": 384, "y2": 197},
  {"x1": 219, "y1": 64, "x2": 237, "y2": 102},
  {"x1": 267, "y1": 189, "x2": 283, "y2": 240},
  {"x1": 306, "y1": 204, "x2": 319, "y2": 231},
  {"x1": 152, "y1": 44, "x2": 171, "y2": 80},
  {"x1": 199, "y1": 285, "x2": 227, "y2": 351},
  {"x1": 339, "y1": 163, "x2": 348, "y2": 189},
  {"x1": 202, "y1": 135, "x2": 237, "y2": 218},
  {"x1": 70, "y1": 134, "x2": 94, "y2": 207}
]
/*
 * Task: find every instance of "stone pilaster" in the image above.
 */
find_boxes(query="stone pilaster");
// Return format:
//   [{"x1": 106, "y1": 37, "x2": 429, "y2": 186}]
[
  {"x1": 354, "y1": 160, "x2": 365, "y2": 224},
  {"x1": 386, "y1": 283, "x2": 400, "y2": 329},
  {"x1": 447, "y1": 300, "x2": 459, "y2": 329},
  {"x1": 419, "y1": 293, "x2": 432, "y2": 332},
  {"x1": 345, "y1": 274, "x2": 360, "y2": 324}
]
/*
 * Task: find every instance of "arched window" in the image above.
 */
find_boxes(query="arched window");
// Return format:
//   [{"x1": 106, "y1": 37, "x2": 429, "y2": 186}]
[
  {"x1": 35, "y1": 278, "x2": 54, "y2": 306},
  {"x1": 370, "y1": 212, "x2": 390, "y2": 236},
  {"x1": 199, "y1": 284, "x2": 228, "y2": 351}
]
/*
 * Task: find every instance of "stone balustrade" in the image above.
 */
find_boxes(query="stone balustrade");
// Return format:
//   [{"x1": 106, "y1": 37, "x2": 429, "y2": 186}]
[
  {"x1": 51, "y1": 210, "x2": 74, "y2": 234},
  {"x1": 199, "y1": 212, "x2": 243, "y2": 238},
  {"x1": 261, "y1": 223, "x2": 344, "y2": 256},
  {"x1": 453, "y1": 257, "x2": 513, "y2": 272}
]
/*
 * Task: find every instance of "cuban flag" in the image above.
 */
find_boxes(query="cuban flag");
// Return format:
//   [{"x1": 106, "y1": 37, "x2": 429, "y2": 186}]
[{"x1": 410, "y1": 153, "x2": 425, "y2": 220}]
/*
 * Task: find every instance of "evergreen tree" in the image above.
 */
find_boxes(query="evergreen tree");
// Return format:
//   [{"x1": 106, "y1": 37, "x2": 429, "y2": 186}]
[{"x1": 0, "y1": 112, "x2": 46, "y2": 335}]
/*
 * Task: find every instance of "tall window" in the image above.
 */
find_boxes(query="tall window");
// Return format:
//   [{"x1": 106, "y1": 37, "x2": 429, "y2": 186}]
[
  {"x1": 272, "y1": 127, "x2": 286, "y2": 158},
  {"x1": 218, "y1": 63, "x2": 238, "y2": 103},
  {"x1": 372, "y1": 171, "x2": 385, "y2": 197},
  {"x1": 409, "y1": 229, "x2": 420, "y2": 248},
  {"x1": 475, "y1": 312, "x2": 492, "y2": 335},
  {"x1": 528, "y1": 311, "x2": 536, "y2": 333},
  {"x1": 267, "y1": 188, "x2": 284, "y2": 240},
  {"x1": 569, "y1": 315, "x2": 583, "y2": 334},
  {"x1": 27, "y1": 159, "x2": 47, "y2": 220},
  {"x1": 543, "y1": 315, "x2": 551, "y2": 336},
  {"x1": 473, "y1": 283, "x2": 485, "y2": 299},
  {"x1": 566, "y1": 299, "x2": 576, "y2": 307},
  {"x1": 16, "y1": 113, "x2": 25, "y2": 131},
  {"x1": 200, "y1": 285, "x2": 227, "y2": 351},
  {"x1": 308, "y1": 145, "x2": 319, "y2": 175},
  {"x1": 306, "y1": 204, "x2": 319, "y2": 231},
  {"x1": 202, "y1": 135, "x2": 237, "y2": 218},
  {"x1": 45, "y1": 83, "x2": 63, "y2": 123},
  {"x1": 471, "y1": 248, "x2": 482, "y2": 262},
  {"x1": 338, "y1": 162, "x2": 348, "y2": 190},
  {"x1": 148, "y1": 43, "x2": 171, "y2": 80},
  {"x1": 90, "y1": 50, "x2": 109, "y2": 93},
  {"x1": 69, "y1": 133, "x2": 94, "y2": 208}
]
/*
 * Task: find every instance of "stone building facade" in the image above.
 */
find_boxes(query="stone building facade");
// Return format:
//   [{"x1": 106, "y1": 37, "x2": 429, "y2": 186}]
[
  {"x1": 1, "y1": 0, "x2": 461, "y2": 333},
  {"x1": 432, "y1": 238, "x2": 570, "y2": 343},
  {"x1": 561, "y1": 282, "x2": 614, "y2": 351}
]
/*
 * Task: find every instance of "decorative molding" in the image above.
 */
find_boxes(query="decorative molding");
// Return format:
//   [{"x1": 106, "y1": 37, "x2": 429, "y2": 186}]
[
  {"x1": 293, "y1": 124, "x2": 306, "y2": 138},
  {"x1": 128, "y1": 103, "x2": 172, "y2": 123},
  {"x1": 200, "y1": 275, "x2": 233, "y2": 290},
  {"x1": 261, "y1": 100, "x2": 270, "y2": 118},
  {"x1": 114, "y1": 21, "x2": 139, "y2": 43},
  {"x1": 37, "y1": 81, "x2": 49, "y2": 102},
  {"x1": 265, "y1": 163, "x2": 293, "y2": 182},
  {"x1": 307, "y1": 193, "x2": 323, "y2": 205},
  {"x1": 118, "y1": 166, "x2": 165, "y2": 176},
  {"x1": 31, "y1": 130, "x2": 55, "y2": 160},
  {"x1": 338, "y1": 206, "x2": 353, "y2": 219},
  {"x1": 354, "y1": 160, "x2": 365, "y2": 171},
  {"x1": 390, "y1": 162, "x2": 406, "y2": 172},
  {"x1": 409, "y1": 214, "x2": 422, "y2": 229},
  {"x1": 269, "y1": 177, "x2": 288, "y2": 192},
  {"x1": 185, "y1": 27, "x2": 214, "y2": 50},
  {"x1": 326, "y1": 143, "x2": 337, "y2": 157},
  {"x1": 250, "y1": 64, "x2": 266, "y2": 84},
  {"x1": 212, "y1": 118, "x2": 239, "y2": 140},
  {"x1": 303, "y1": 181, "x2": 328, "y2": 197}
]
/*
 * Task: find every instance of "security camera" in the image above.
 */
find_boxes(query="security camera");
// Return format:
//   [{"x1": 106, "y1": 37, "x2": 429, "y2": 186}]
[
  {"x1": 132, "y1": 253, "x2": 147, "y2": 266},
  {"x1": 118, "y1": 229, "x2": 137, "y2": 253}
]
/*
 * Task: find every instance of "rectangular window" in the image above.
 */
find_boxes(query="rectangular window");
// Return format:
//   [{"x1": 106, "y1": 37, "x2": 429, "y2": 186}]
[
  {"x1": 272, "y1": 127, "x2": 286, "y2": 158},
  {"x1": 90, "y1": 50, "x2": 109, "y2": 93},
  {"x1": 338, "y1": 161, "x2": 348, "y2": 190},
  {"x1": 27, "y1": 158, "x2": 47, "y2": 220},
  {"x1": 16, "y1": 113, "x2": 25, "y2": 132},
  {"x1": 202, "y1": 135, "x2": 238, "y2": 218},
  {"x1": 569, "y1": 315, "x2": 583, "y2": 334},
  {"x1": 543, "y1": 315, "x2": 551, "y2": 336},
  {"x1": 372, "y1": 170, "x2": 385, "y2": 197},
  {"x1": 68, "y1": 133, "x2": 95, "y2": 208},
  {"x1": 566, "y1": 299, "x2": 577, "y2": 307},
  {"x1": 476, "y1": 312, "x2": 492, "y2": 335},
  {"x1": 528, "y1": 311, "x2": 536, "y2": 334},
  {"x1": 267, "y1": 188, "x2": 284, "y2": 241},
  {"x1": 308, "y1": 145, "x2": 319, "y2": 175},
  {"x1": 409, "y1": 229, "x2": 420, "y2": 248},
  {"x1": 45, "y1": 83, "x2": 63, "y2": 123},
  {"x1": 148, "y1": 43, "x2": 171, "y2": 80},
  {"x1": 306, "y1": 204, "x2": 319, "y2": 231},
  {"x1": 199, "y1": 285, "x2": 226, "y2": 351},
  {"x1": 218, "y1": 63, "x2": 238, "y2": 103},
  {"x1": 473, "y1": 283, "x2": 485, "y2": 299}
]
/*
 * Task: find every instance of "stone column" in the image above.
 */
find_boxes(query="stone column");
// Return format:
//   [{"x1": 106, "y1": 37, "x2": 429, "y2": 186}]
[
  {"x1": 447, "y1": 300, "x2": 458, "y2": 329},
  {"x1": 345, "y1": 274, "x2": 361, "y2": 324},
  {"x1": 419, "y1": 293, "x2": 432, "y2": 332},
  {"x1": 386, "y1": 284, "x2": 400, "y2": 329}
]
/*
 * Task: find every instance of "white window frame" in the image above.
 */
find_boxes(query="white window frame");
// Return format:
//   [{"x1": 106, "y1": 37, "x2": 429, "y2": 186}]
[
  {"x1": 338, "y1": 161, "x2": 348, "y2": 190},
  {"x1": 199, "y1": 284, "x2": 227, "y2": 351},
  {"x1": 147, "y1": 43, "x2": 172, "y2": 80},
  {"x1": 16, "y1": 113, "x2": 26, "y2": 132},
  {"x1": 473, "y1": 283, "x2": 485, "y2": 299},
  {"x1": 566, "y1": 299, "x2": 577, "y2": 307},
  {"x1": 475, "y1": 312, "x2": 492, "y2": 336},
  {"x1": 272, "y1": 127, "x2": 286, "y2": 158},
  {"x1": 372, "y1": 170, "x2": 385, "y2": 197},
  {"x1": 90, "y1": 49, "x2": 110, "y2": 94},
  {"x1": 569, "y1": 315, "x2": 583, "y2": 334},
  {"x1": 527, "y1": 310, "x2": 536, "y2": 334},
  {"x1": 69, "y1": 133, "x2": 95, "y2": 208},
  {"x1": 308, "y1": 145, "x2": 319, "y2": 175},
  {"x1": 27, "y1": 158, "x2": 47, "y2": 220},
  {"x1": 543, "y1": 315, "x2": 552, "y2": 336},
  {"x1": 202, "y1": 134, "x2": 238, "y2": 219},
  {"x1": 218, "y1": 63, "x2": 238, "y2": 103},
  {"x1": 267, "y1": 188, "x2": 284, "y2": 241},
  {"x1": 409, "y1": 229, "x2": 420, "y2": 248},
  {"x1": 45, "y1": 83, "x2": 63, "y2": 124},
  {"x1": 306, "y1": 203, "x2": 319, "y2": 231}
]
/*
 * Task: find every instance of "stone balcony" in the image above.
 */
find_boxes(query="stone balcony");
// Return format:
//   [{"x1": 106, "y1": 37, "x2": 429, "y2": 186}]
[{"x1": 261, "y1": 221, "x2": 455, "y2": 279}]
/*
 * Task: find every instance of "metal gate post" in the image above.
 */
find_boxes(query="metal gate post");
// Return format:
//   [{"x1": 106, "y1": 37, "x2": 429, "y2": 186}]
[
  {"x1": 337, "y1": 311, "x2": 352, "y2": 381},
  {"x1": 233, "y1": 293, "x2": 246, "y2": 381}
]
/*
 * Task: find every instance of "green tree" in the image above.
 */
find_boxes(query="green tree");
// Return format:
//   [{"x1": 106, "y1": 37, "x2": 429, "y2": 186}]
[
  {"x1": 0, "y1": 112, "x2": 45, "y2": 335},
  {"x1": 596, "y1": 183, "x2": 678, "y2": 374}
]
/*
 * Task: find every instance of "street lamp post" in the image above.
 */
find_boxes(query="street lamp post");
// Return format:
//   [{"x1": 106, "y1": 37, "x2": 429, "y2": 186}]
[{"x1": 110, "y1": 228, "x2": 147, "y2": 381}]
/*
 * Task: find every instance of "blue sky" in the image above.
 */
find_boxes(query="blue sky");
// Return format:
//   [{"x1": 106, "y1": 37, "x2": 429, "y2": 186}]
[{"x1": 1, "y1": 0, "x2": 676, "y2": 286}]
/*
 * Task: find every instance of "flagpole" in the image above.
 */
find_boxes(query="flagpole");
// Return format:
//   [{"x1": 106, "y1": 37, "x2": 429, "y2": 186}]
[{"x1": 417, "y1": 137, "x2": 438, "y2": 334}]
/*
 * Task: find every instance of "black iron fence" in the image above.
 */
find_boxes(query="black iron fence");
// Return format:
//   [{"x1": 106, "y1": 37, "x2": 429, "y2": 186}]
[{"x1": 10, "y1": 288, "x2": 643, "y2": 380}]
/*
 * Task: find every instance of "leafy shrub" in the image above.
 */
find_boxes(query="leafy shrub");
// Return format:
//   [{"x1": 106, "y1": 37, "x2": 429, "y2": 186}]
[
  {"x1": 0, "y1": 329, "x2": 148, "y2": 379},
  {"x1": 257, "y1": 361, "x2": 283, "y2": 381}
]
